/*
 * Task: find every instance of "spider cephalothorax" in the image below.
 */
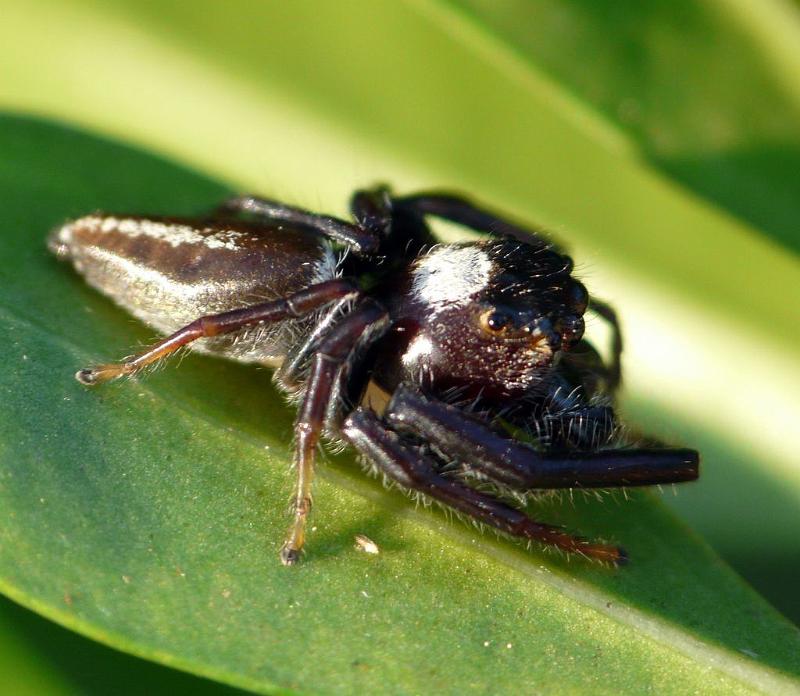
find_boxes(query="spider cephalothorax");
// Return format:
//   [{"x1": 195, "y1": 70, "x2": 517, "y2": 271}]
[
  {"x1": 369, "y1": 238, "x2": 589, "y2": 402},
  {"x1": 51, "y1": 187, "x2": 699, "y2": 566}
]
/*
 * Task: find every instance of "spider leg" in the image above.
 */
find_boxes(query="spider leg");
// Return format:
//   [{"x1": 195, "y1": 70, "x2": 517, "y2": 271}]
[
  {"x1": 76, "y1": 279, "x2": 357, "y2": 385},
  {"x1": 214, "y1": 194, "x2": 379, "y2": 255},
  {"x1": 588, "y1": 297, "x2": 623, "y2": 392},
  {"x1": 274, "y1": 294, "x2": 354, "y2": 391},
  {"x1": 349, "y1": 185, "x2": 392, "y2": 238},
  {"x1": 280, "y1": 299, "x2": 389, "y2": 565},
  {"x1": 539, "y1": 404, "x2": 617, "y2": 451},
  {"x1": 342, "y1": 408, "x2": 625, "y2": 564},
  {"x1": 390, "y1": 191, "x2": 557, "y2": 251},
  {"x1": 385, "y1": 386, "x2": 699, "y2": 490},
  {"x1": 350, "y1": 186, "x2": 437, "y2": 256}
]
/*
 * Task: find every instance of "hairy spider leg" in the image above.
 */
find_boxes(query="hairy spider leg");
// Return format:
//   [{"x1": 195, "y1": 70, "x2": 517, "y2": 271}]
[
  {"x1": 275, "y1": 295, "x2": 354, "y2": 391},
  {"x1": 75, "y1": 279, "x2": 358, "y2": 385},
  {"x1": 349, "y1": 186, "x2": 393, "y2": 237},
  {"x1": 350, "y1": 186, "x2": 438, "y2": 258},
  {"x1": 391, "y1": 192, "x2": 555, "y2": 251},
  {"x1": 218, "y1": 189, "x2": 440, "y2": 261},
  {"x1": 281, "y1": 299, "x2": 389, "y2": 565},
  {"x1": 588, "y1": 297, "x2": 623, "y2": 392},
  {"x1": 214, "y1": 194, "x2": 379, "y2": 254},
  {"x1": 342, "y1": 408, "x2": 626, "y2": 564},
  {"x1": 386, "y1": 386, "x2": 699, "y2": 489}
]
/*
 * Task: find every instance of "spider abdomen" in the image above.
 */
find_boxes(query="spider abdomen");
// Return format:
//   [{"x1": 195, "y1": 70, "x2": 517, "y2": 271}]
[{"x1": 49, "y1": 214, "x2": 338, "y2": 363}]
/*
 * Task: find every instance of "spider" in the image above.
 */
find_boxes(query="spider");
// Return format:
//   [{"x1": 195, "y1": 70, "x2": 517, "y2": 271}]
[{"x1": 49, "y1": 186, "x2": 699, "y2": 566}]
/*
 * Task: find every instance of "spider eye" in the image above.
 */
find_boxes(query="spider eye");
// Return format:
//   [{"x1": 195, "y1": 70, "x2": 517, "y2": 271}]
[
  {"x1": 568, "y1": 281, "x2": 589, "y2": 314},
  {"x1": 480, "y1": 309, "x2": 513, "y2": 334},
  {"x1": 557, "y1": 314, "x2": 585, "y2": 348}
]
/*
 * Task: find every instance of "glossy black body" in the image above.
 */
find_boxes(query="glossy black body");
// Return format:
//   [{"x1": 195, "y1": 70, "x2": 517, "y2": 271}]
[{"x1": 50, "y1": 187, "x2": 699, "y2": 564}]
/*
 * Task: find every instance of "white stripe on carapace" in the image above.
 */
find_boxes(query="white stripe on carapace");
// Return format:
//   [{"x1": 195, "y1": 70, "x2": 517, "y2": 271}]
[
  {"x1": 411, "y1": 245, "x2": 492, "y2": 311},
  {"x1": 77, "y1": 215, "x2": 247, "y2": 251}
]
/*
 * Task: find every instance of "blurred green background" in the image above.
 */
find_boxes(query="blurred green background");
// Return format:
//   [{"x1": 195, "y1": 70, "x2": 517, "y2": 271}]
[{"x1": 0, "y1": 1, "x2": 799, "y2": 694}]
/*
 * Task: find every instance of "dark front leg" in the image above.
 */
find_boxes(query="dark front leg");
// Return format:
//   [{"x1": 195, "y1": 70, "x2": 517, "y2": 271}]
[
  {"x1": 216, "y1": 194, "x2": 380, "y2": 254},
  {"x1": 386, "y1": 387, "x2": 699, "y2": 490},
  {"x1": 281, "y1": 300, "x2": 389, "y2": 565},
  {"x1": 342, "y1": 408, "x2": 625, "y2": 564},
  {"x1": 540, "y1": 404, "x2": 617, "y2": 451}
]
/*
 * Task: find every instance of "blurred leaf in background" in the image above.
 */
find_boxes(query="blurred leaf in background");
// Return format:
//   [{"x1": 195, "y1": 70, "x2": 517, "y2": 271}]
[
  {"x1": 452, "y1": 0, "x2": 800, "y2": 257},
  {"x1": 0, "y1": 595, "x2": 246, "y2": 696},
  {"x1": 0, "y1": 1, "x2": 798, "y2": 694}
]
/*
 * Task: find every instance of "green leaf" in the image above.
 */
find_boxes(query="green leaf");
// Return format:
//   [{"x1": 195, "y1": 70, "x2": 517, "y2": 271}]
[
  {"x1": 0, "y1": 598, "x2": 76, "y2": 696},
  {"x1": 0, "y1": 595, "x2": 247, "y2": 696},
  {"x1": 1, "y1": 114, "x2": 799, "y2": 695},
  {"x1": 2, "y1": 0, "x2": 800, "y2": 691},
  {"x1": 448, "y1": 0, "x2": 800, "y2": 256},
  {"x1": 2, "y1": 0, "x2": 799, "y2": 627}
]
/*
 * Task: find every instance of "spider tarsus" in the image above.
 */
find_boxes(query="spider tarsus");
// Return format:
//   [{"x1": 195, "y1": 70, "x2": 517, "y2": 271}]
[
  {"x1": 581, "y1": 542, "x2": 627, "y2": 566},
  {"x1": 75, "y1": 368, "x2": 99, "y2": 386},
  {"x1": 75, "y1": 364, "x2": 127, "y2": 385},
  {"x1": 279, "y1": 543, "x2": 302, "y2": 566}
]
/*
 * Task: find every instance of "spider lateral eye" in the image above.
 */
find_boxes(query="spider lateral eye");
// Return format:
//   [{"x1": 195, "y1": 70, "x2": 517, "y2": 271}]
[
  {"x1": 557, "y1": 314, "x2": 585, "y2": 348},
  {"x1": 480, "y1": 308, "x2": 513, "y2": 334}
]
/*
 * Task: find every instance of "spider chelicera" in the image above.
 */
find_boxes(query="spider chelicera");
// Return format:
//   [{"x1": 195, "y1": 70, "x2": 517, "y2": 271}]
[{"x1": 49, "y1": 186, "x2": 699, "y2": 565}]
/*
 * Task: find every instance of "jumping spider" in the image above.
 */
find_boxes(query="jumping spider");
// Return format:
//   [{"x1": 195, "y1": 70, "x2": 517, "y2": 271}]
[{"x1": 49, "y1": 187, "x2": 699, "y2": 565}]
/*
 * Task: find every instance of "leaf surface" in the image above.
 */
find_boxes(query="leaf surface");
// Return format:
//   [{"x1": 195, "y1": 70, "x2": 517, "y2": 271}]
[
  {"x1": 1, "y1": 0, "x2": 800, "y2": 691},
  {"x1": 0, "y1": 115, "x2": 799, "y2": 695}
]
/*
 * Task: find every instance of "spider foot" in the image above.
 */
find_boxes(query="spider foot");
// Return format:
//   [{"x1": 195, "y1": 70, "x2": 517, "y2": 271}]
[
  {"x1": 75, "y1": 362, "x2": 132, "y2": 386},
  {"x1": 279, "y1": 496, "x2": 311, "y2": 566},
  {"x1": 514, "y1": 517, "x2": 626, "y2": 565},
  {"x1": 279, "y1": 543, "x2": 303, "y2": 566},
  {"x1": 577, "y1": 541, "x2": 628, "y2": 566}
]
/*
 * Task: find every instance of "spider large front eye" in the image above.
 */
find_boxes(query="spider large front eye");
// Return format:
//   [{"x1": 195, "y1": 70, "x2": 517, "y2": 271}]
[{"x1": 479, "y1": 308, "x2": 513, "y2": 334}]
